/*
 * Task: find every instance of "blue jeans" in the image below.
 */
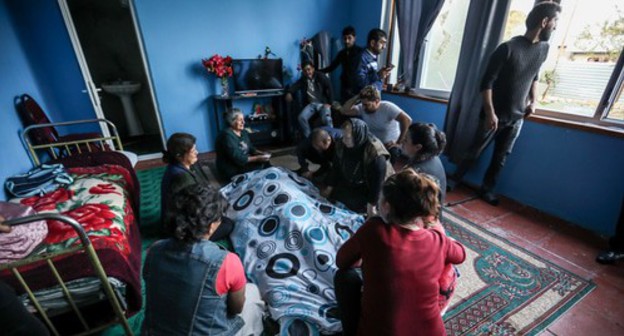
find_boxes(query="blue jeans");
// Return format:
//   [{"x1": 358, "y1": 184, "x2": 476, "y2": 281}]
[{"x1": 298, "y1": 103, "x2": 333, "y2": 138}]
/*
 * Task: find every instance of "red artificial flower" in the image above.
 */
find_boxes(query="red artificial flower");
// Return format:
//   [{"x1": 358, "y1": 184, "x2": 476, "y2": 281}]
[
  {"x1": 21, "y1": 188, "x2": 74, "y2": 211},
  {"x1": 89, "y1": 183, "x2": 120, "y2": 196},
  {"x1": 201, "y1": 53, "x2": 233, "y2": 78}
]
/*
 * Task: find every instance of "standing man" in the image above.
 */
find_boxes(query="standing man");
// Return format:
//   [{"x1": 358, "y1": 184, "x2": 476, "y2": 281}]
[
  {"x1": 319, "y1": 26, "x2": 363, "y2": 102},
  {"x1": 354, "y1": 28, "x2": 393, "y2": 94},
  {"x1": 286, "y1": 60, "x2": 334, "y2": 138},
  {"x1": 448, "y1": 2, "x2": 562, "y2": 205},
  {"x1": 342, "y1": 85, "x2": 412, "y2": 164}
]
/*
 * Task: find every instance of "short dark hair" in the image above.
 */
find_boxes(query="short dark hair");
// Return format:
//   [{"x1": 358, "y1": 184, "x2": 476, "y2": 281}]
[
  {"x1": 163, "y1": 133, "x2": 196, "y2": 164},
  {"x1": 342, "y1": 26, "x2": 356, "y2": 37},
  {"x1": 407, "y1": 123, "x2": 447, "y2": 163},
  {"x1": 525, "y1": 2, "x2": 562, "y2": 30},
  {"x1": 382, "y1": 169, "x2": 441, "y2": 224},
  {"x1": 170, "y1": 183, "x2": 224, "y2": 243},
  {"x1": 301, "y1": 60, "x2": 315, "y2": 69},
  {"x1": 367, "y1": 28, "x2": 387, "y2": 44}
]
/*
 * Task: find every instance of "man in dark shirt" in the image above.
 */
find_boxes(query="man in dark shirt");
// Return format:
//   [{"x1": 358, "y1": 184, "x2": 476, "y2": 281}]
[
  {"x1": 286, "y1": 60, "x2": 334, "y2": 138},
  {"x1": 354, "y1": 29, "x2": 393, "y2": 94},
  {"x1": 295, "y1": 127, "x2": 341, "y2": 182},
  {"x1": 448, "y1": 2, "x2": 562, "y2": 205},
  {"x1": 319, "y1": 26, "x2": 363, "y2": 102}
]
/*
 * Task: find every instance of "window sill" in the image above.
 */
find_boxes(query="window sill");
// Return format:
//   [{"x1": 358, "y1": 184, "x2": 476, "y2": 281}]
[
  {"x1": 527, "y1": 114, "x2": 624, "y2": 138},
  {"x1": 383, "y1": 89, "x2": 448, "y2": 105},
  {"x1": 383, "y1": 89, "x2": 624, "y2": 138}
]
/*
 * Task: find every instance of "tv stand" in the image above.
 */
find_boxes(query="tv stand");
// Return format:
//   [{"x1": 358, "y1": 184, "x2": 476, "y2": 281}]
[{"x1": 211, "y1": 92, "x2": 287, "y2": 146}]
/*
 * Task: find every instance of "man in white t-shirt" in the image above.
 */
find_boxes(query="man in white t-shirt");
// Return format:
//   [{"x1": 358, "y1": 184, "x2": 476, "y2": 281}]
[{"x1": 341, "y1": 85, "x2": 412, "y2": 163}]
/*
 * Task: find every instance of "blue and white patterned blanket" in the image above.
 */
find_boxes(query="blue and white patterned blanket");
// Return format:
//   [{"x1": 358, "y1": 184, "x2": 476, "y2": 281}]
[{"x1": 221, "y1": 167, "x2": 364, "y2": 334}]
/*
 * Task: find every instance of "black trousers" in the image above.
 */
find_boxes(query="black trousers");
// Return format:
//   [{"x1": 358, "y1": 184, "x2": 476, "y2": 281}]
[
  {"x1": 454, "y1": 118, "x2": 524, "y2": 192},
  {"x1": 0, "y1": 281, "x2": 49, "y2": 335},
  {"x1": 609, "y1": 199, "x2": 624, "y2": 250},
  {"x1": 334, "y1": 268, "x2": 363, "y2": 336}
]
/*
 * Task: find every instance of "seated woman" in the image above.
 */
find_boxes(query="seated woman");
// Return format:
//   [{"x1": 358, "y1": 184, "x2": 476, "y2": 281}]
[
  {"x1": 323, "y1": 118, "x2": 394, "y2": 216},
  {"x1": 401, "y1": 122, "x2": 447, "y2": 202},
  {"x1": 161, "y1": 132, "x2": 232, "y2": 239},
  {"x1": 142, "y1": 184, "x2": 265, "y2": 336},
  {"x1": 334, "y1": 169, "x2": 466, "y2": 336},
  {"x1": 216, "y1": 108, "x2": 271, "y2": 182}
]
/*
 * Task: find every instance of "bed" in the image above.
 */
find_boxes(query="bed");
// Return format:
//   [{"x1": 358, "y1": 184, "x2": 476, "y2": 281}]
[{"x1": 0, "y1": 120, "x2": 141, "y2": 336}]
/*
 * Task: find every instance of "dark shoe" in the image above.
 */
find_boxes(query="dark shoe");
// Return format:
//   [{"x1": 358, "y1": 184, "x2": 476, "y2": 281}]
[
  {"x1": 596, "y1": 249, "x2": 624, "y2": 265},
  {"x1": 479, "y1": 190, "x2": 500, "y2": 206}
]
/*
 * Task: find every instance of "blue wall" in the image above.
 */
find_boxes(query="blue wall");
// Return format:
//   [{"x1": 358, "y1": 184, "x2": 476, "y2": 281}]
[
  {"x1": 133, "y1": 0, "x2": 351, "y2": 153},
  {"x1": 384, "y1": 93, "x2": 624, "y2": 236},
  {"x1": 0, "y1": 1, "x2": 46, "y2": 199},
  {"x1": 6, "y1": 0, "x2": 96, "y2": 128}
]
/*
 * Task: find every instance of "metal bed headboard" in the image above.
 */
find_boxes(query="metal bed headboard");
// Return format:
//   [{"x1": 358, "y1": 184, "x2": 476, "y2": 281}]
[
  {"x1": 1, "y1": 213, "x2": 133, "y2": 336},
  {"x1": 21, "y1": 119, "x2": 124, "y2": 166}
]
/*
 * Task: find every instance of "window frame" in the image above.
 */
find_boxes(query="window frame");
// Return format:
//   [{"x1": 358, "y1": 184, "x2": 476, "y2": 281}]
[{"x1": 382, "y1": 0, "x2": 624, "y2": 131}]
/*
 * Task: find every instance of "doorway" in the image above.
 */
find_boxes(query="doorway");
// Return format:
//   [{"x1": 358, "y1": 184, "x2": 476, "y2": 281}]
[{"x1": 60, "y1": 0, "x2": 164, "y2": 157}]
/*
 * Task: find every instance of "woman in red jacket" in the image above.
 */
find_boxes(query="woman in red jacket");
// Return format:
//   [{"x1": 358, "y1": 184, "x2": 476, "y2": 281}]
[{"x1": 335, "y1": 169, "x2": 466, "y2": 336}]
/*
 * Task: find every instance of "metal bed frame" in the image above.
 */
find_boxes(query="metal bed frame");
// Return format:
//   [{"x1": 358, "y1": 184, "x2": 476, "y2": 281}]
[
  {"x1": 1, "y1": 213, "x2": 133, "y2": 336},
  {"x1": 21, "y1": 119, "x2": 124, "y2": 166}
]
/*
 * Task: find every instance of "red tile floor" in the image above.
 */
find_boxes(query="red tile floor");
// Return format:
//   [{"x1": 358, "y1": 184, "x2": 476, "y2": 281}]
[
  {"x1": 446, "y1": 186, "x2": 624, "y2": 335},
  {"x1": 137, "y1": 156, "x2": 624, "y2": 335}
]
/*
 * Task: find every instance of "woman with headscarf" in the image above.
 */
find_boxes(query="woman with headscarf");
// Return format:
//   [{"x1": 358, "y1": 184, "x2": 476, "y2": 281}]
[
  {"x1": 402, "y1": 122, "x2": 447, "y2": 203},
  {"x1": 323, "y1": 118, "x2": 394, "y2": 216}
]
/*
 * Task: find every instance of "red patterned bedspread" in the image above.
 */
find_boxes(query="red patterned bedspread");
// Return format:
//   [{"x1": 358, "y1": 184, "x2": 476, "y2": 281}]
[{"x1": 1, "y1": 164, "x2": 142, "y2": 315}]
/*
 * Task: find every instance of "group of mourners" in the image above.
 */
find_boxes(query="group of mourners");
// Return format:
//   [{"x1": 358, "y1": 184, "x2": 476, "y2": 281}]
[{"x1": 142, "y1": 3, "x2": 565, "y2": 336}]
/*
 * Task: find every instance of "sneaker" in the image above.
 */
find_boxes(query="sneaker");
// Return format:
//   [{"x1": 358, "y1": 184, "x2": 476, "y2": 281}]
[
  {"x1": 479, "y1": 190, "x2": 500, "y2": 206},
  {"x1": 596, "y1": 249, "x2": 624, "y2": 265}
]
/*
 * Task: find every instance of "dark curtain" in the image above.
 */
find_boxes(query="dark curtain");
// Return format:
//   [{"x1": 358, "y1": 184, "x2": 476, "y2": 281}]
[
  {"x1": 443, "y1": 0, "x2": 511, "y2": 163},
  {"x1": 395, "y1": 0, "x2": 445, "y2": 87}
]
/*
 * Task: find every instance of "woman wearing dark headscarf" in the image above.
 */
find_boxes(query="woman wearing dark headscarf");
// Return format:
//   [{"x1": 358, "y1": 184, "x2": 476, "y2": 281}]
[
  {"x1": 323, "y1": 118, "x2": 394, "y2": 216},
  {"x1": 402, "y1": 123, "x2": 447, "y2": 203},
  {"x1": 161, "y1": 133, "x2": 232, "y2": 239}
]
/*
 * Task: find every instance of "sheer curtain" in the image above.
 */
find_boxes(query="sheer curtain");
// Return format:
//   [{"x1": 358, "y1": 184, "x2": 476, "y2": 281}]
[
  {"x1": 443, "y1": 0, "x2": 511, "y2": 163},
  {"x1": 395, "y1": 0, "x2": 445, "y2": 88}
]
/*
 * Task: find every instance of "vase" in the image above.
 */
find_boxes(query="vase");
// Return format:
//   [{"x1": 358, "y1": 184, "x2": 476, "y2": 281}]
[{"x1": 220, "y1": 77, "x2": 230, "y2": 97}]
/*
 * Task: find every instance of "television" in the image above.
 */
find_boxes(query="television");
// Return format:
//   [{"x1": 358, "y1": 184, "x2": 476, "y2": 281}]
[{"x1": 232, "y1": 58, "x2": 284, "y2": 94}]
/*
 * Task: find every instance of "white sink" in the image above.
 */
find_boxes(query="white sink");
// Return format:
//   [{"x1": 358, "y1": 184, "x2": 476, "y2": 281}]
[
  {"x1": 101, "y1": 80, "x2": 143, "y2": 136},
  {"x1": 102, "y1": 81, "x2": 141, "y2": 96}
]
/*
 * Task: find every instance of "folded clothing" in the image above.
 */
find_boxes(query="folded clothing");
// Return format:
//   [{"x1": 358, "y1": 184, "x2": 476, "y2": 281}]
[{"x1": 0, "y1": 202, "x2": 48, "y2": 264}]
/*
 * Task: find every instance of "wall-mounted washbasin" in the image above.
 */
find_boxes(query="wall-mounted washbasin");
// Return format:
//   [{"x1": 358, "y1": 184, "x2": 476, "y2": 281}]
[
  {"x1": 101, "y1": 80, "x2": 143, "y2": 136},
  {"x1": 102, "y1": 80, "x2": 141, "y2": 96}
]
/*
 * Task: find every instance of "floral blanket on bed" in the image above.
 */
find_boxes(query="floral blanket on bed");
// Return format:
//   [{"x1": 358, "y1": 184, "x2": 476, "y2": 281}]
[
  {"x1": 2, "y1": 164, "x2": 143, "y2": 314},
  {"x1": 221, "y1": 167, "x2": 365, "y2": 334},
  {"x1": 12, "y1": 165, "x2": 134, "y2": 256}
]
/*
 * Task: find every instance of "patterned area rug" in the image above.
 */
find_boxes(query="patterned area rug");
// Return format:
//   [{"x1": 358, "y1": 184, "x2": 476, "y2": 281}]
[
  {"x1": 442, "y1": 210, "x2": 595, "y2": 335},
  {"x1": 104, "y1": 156, "x2": 594, "y2": 335}
]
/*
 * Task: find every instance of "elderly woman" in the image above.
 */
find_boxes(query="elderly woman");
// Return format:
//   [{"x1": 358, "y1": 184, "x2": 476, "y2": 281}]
[
  {"x1": 334, "y1": 169, "x2": 466, "y2": 336},
  {"x1": 216, "y1": 108, "x2": 271, "y2": 181},
  {"x1": 142, "y1": 184, "x2": 265, "y2": 336},
  {"x1": 161, "y1": 132, "x2": 232, "y2": 239},
  {"x1": 402, "y1": 122, "x2": 447, "y2": 202},
  {"x1": 323, "y1": 118, "x2": 394, "y2": 216}
]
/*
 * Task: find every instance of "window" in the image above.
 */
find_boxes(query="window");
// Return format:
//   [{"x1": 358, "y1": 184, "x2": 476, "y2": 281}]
[
  {"x1": 503, "y1": 0, "x2": 624, "y2": 126},
  {"x1": 383, "y1": 0, "x2": 470, "y2": 98}
]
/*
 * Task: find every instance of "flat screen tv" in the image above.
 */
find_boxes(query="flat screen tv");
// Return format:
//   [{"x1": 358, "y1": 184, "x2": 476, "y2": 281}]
[{"x1": 232, "y1": 58, "x2": 284, "y2": 94}]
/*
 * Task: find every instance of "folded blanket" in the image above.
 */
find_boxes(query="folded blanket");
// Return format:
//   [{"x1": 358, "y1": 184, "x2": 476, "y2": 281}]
[{"x1": 0, "y1": 202, "x2": 47, "y2": 263}]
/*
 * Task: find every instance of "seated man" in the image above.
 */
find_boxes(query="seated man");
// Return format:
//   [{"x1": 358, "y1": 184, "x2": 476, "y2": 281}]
[
  {"x1": 142, "y1": 184, "x2": 265, "y2": 336},
  {"x1": 341, "y1": 85, "x2": 412, "y2": 163},
  {"x1": 285, "y1": 60, "x2": 334, "y2": 138},
  {"x1": 295, "y1": 127, "x2": 341, "y2": 182}
]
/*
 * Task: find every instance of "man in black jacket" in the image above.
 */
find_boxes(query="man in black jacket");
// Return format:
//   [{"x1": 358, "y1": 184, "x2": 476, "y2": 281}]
[
  {"x1": 448, "y1": 2, "x2": 561, "y2": 205},
  {"x1": 286, "y1": 60, "x2": 334, "y2": 138},
  {"x1": 319, "y1": 26, "x2": 363, "y2": 102}
]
